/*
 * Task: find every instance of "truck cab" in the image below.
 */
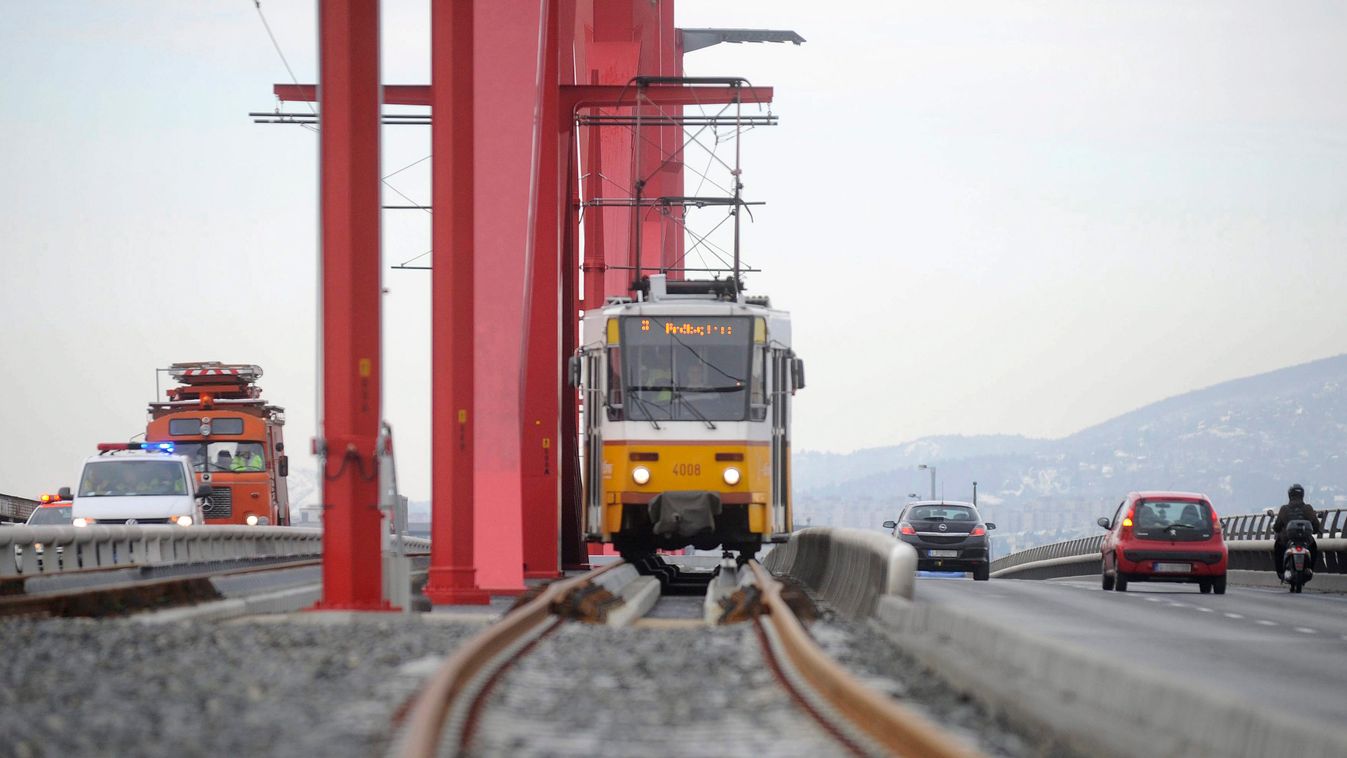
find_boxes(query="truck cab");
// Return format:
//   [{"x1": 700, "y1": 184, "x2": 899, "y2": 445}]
[
  {"x1": 145, "y1": 362, "x2": 290, "y2": 526},
  {"x1": 62, "y1": 444, "x2": 209, "y2": 527}
]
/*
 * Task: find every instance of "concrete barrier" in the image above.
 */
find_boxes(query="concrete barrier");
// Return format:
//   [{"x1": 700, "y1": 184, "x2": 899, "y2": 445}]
[
  {"x1": 762, "y1": 527, "x2": 917, "y2": 618},
  {"x1": 876, "y1": 594, "x2": 1347, "y2": 758}
]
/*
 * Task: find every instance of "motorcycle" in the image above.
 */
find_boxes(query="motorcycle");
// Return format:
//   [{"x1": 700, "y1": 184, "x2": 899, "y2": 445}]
[{"x1": 1265, "y1": 507, "x2": 1317, "y2": 593}]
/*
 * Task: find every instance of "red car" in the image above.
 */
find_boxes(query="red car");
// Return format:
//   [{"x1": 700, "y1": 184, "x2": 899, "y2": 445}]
[{"x1": 1098, "y1": 491, "x2": 1228, "y2": 594}]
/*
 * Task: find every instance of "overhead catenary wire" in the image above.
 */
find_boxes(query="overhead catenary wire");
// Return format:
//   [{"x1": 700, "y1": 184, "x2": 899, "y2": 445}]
[
  {"x1": 251, "y1": 1, "x2": 317, "y2": 132},
  {"x1": 601, "y1": 80, "x2": 769, "y2": 285},
  {"x1": 251, "y1": 2, "x2": 433, "y2": 222}
]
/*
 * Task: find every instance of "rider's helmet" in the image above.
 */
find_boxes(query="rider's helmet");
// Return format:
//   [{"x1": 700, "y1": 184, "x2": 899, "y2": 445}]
[{"x1": 1288, "y1": 483, "x2": 1305, "y2": 500}]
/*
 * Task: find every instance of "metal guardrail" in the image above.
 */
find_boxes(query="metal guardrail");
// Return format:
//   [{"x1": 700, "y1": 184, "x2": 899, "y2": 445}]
[
  {"x1": 1, "y1": 525, "x2": 430, "y2": 578},
  {"x1": 992, "y1": 508, "x2": 1347, "y2": 579}
]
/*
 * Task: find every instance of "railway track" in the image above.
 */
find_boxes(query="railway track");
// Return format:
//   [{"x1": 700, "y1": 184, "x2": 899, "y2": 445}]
[{"x1": 393, "y1": 558, "x2": 980, "y2": 758}]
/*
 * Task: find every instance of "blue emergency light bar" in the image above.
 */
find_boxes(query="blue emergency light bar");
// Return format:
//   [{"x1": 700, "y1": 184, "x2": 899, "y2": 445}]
[{"x1": 96, "y1": 442, "x2": 176, "y2": 453}]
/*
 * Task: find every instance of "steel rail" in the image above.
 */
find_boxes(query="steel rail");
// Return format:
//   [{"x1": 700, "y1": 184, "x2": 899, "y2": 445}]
[
  {"x1": 746, "y1": 561, "x2": 982, "y2": 758},
  {"x1": 394, "y1": 561, "x2": 626, "y2": 757},
  {"x1": 0, "y1": 558, "x2": 322, "y2": 618}
]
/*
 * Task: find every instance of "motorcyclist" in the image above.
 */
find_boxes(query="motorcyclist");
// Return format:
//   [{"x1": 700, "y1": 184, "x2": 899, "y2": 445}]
[{"x1": 1272, "y1": 483, "x2": 1321, "y2": 581}]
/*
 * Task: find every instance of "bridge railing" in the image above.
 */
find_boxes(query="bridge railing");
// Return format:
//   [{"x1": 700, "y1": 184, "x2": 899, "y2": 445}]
[
  {"x1": 0, "y1": 525, "x2": 431, "y2": 578},
  {"x1": 992, "y1": 508, "x2": 1347, "y2": 579}
]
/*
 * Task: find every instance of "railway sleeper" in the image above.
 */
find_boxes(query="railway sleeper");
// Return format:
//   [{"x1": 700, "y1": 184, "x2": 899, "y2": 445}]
[
  {"x1": 549, "y1": 583, "x2": 624, "y2": 623},
  {"x1": 716, "y1": 585, "x2": 765, "y2": 624}
]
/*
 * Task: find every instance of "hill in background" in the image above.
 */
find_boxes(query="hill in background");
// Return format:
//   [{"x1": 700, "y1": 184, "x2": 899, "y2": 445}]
[{"x1": 794, "y1": 354, "x2": 1347, "y2": 555}]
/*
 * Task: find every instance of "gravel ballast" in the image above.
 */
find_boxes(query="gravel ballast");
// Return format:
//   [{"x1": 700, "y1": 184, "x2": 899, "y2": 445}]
[
  {"x1": 0, "y1": 615, "x2": 480, "y2": 758},
  {"x1": 467, "y1": 624, "x2": 843, "y2": 757}
]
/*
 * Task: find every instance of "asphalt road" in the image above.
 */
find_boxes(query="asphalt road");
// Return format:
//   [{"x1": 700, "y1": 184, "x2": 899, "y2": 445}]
[{"x1": 915, "y1": 575, "x2": 1347, "y2": 724}]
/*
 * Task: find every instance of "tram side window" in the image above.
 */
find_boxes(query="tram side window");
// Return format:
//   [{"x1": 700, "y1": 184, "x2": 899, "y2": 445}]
[{"x1": 606, "y1": 347, "x2": 624, "y2": 421}]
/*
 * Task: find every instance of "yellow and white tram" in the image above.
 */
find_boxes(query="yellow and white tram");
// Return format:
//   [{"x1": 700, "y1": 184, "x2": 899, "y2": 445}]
[{"x1": 572, "y1": 276, "x2": 804, "y2": 559}]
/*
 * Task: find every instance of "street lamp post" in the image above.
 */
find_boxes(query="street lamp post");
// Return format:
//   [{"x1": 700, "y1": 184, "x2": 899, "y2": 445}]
[{"x1": 918, "y1": 464, "x2": 936, "y2": 501}]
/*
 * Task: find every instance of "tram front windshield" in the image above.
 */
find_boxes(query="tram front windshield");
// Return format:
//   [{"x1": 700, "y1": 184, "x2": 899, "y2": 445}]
[{"x1": 620, "y1": 315, "x2": 751, "y2": 422}]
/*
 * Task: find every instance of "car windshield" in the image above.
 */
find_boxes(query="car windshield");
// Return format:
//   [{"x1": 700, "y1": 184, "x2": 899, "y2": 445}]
[
  {"x1": 27, "y1": 506, "x2": 72, "y2": 525},
  {"x1": 78, "y1": 461, "x2": 187, "y2": 497},
  {"x1": 1134, "y1": 500, "x2": 1212, "y2": 529},
  {"x1": 164, "y1": 442, "x2": 266, "y2": 473},
  {"x1": 907, "y1": 505, "x2": 977, "y2": 522}
]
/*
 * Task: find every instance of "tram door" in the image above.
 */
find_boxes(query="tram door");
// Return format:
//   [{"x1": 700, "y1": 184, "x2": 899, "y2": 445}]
[
  {"x1": 770, "y1": 349, "x2": 792, "y2": 534},
  {"x1": 583, "y1": 351, "x2": 605, "y2": 536}
]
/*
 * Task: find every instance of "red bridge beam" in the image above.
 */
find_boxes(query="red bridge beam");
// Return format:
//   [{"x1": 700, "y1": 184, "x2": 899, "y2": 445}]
[{"x1": 273, "y1": 83, "x2": 773, "y2": 113}]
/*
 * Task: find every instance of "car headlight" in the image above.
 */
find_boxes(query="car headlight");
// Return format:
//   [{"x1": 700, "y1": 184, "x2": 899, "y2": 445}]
[
  {"x1": 73, "y1": 517, "x2": 93, "y2": 528},
  {"x1": 176, "y1": 515, "x2": 194, "y2": 527},
  {"x1": 246, "y1": 514, "x2": 259, "y2": 526},
  {"x1": 722, "y1": 467, "x2": 741, "y2": 485},
  {"x1": 631, "y1": 466, "x2": 651, "y2": 485}
]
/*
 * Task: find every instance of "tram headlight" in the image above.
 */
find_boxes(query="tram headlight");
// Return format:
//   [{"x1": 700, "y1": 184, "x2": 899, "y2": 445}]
[
  {"x1": 631, "y1": 466, "x2": 651, "y2": 485},
  {"x1": 722, "y1": 467, "x2": 741, "y2": 486}
]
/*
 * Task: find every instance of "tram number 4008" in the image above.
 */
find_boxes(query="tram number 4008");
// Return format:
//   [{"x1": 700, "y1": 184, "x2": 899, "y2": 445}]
[{"x1": 672, "y1": 463, "x2": 702, "y2": 476}]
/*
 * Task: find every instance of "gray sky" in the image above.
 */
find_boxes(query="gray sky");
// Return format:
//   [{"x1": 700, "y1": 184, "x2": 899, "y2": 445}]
[{"x1": 2, "y1": 1, "x2": 1345, "y2": 502}]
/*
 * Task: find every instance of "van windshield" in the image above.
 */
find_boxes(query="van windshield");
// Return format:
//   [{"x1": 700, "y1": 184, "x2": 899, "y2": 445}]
[{"x1": 78, "y1": 461, "x2": 187, "y2": 497}]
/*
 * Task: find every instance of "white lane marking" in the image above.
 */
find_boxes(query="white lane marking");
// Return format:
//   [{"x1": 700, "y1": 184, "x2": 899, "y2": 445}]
[
  {"x1": 1295, "y1": 627, "x2": 1317, "y2": 634},
  {"x1": 1195, "y1": 607, "x2": 1213, "y2": 613},
  {"x1": 1145, "y1": 597, "x2": 1162, "y2": 602},
  {"x1": 1256, "y1": 620, "x2": 1278, "y2": 626},
  {"x1": 1224, "y1": 613, "x2": 1244, "y2": 619},
  {"x1": 1167, "y1": 602, "x2": 1187, "y2": 608}
]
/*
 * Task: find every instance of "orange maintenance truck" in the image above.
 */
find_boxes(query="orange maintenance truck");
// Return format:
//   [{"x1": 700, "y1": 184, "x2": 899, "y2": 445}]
[{"x1": 146, "y1": 362, "x2": 290, "y2": 526}]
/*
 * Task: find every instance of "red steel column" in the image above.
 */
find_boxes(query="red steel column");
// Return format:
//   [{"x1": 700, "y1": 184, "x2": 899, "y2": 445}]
[
  {"x1": 634, "y1": 0, "x2": 681, "y2": 277},
  {"x1": 581, "y1": 76, "x2": 607, "y2": 311},
  {"x1": 315, "y1": 0, "x2": 387, "y2": 611},
  {"x1": 425, "y1": 0, "x2": 489, "y2": 605},
  {"x1": 520, "y1": 0, "x2": 564, "y2": 579},
  {"x1": 559, "y1": 118, "x2": 585, "y2": 568},
  {"x1": 591, "y1": 0, "x2": 639, "y2": 297}
]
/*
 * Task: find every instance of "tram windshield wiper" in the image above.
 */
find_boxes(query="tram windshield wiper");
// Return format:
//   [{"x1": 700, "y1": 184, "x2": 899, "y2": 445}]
[
  {"x1": 625, "y1": 392, "x2": 662, "y2": 430},
  {"x1": 677, "y1": 384, "x2": 742, "y2": 393},
  {"x1": 673, "y1": 388, "x2": 717, "y2": 430}
]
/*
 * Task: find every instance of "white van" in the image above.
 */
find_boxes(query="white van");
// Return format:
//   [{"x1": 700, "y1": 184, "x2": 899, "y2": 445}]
[{"x1": 61, "y1": 445, "x2": 210, "y2": 527}]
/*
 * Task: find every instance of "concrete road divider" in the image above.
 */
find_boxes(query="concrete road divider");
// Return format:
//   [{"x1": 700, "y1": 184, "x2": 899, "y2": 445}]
[{"x1": 763, "y1": 527, "x2": 917, "y2": 618}]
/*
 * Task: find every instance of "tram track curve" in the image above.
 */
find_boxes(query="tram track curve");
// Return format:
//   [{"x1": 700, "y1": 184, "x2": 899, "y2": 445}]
[{"x1": 394, "y1": 559, "x2": 980, "y2": 758}]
